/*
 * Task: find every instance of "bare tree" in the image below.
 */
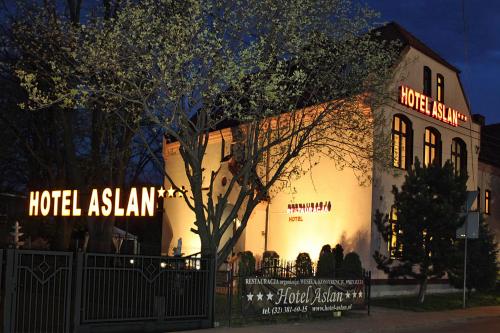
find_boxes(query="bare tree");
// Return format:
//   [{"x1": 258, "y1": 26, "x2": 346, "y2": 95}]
[{"x1": 18, "y1": 0, "x2": 399, "y2": 263}]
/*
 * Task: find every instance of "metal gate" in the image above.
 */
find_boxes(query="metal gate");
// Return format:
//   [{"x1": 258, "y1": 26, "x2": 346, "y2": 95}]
[
  {"x1": 76, "y1": 253, "x2": 210, "y2": 324},
  {"x1": 3, "y1": 249, "x2": 73, "y2": 333},
  {"x1": 1, "y1": 250, "x2": 213, "y2": 332}
]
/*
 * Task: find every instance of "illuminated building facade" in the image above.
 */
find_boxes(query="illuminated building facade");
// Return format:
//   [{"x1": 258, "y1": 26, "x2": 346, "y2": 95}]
[{"x1": 161, "y1": 23, "x2": 490, "y2": 288}]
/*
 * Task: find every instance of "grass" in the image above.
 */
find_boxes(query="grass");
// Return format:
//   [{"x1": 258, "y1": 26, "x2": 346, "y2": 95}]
[{"x1": 371, "y1": 289, "x2": 500, "y2": 312}]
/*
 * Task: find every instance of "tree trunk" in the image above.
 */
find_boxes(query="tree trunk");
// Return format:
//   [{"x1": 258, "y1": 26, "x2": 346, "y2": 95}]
[{"x1": 417, "y1": 278, "x2": 428, "y2": 304}]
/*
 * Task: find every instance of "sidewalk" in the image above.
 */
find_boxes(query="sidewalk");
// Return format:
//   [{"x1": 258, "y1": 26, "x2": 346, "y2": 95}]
[{"x1": 183, "y1": 306, "x2": 500, "y2": 333}]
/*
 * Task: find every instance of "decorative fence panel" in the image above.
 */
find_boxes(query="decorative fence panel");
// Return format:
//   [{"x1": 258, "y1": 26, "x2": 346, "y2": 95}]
[
  {"x1": 78, "y1": 253, "x2": 210, "y2": 323},
  {"x1": 3, "y1": 249, "x2": 73, "y2": 333},
  {"x1": 1, "y1": 250, "x2": 213, "y2": 333}
]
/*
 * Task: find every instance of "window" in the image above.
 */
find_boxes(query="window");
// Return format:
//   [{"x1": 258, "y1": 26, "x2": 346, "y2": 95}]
[
  {"x1": 451, "y1": 138, "x2": 467, "y2": 176},
  {"x1": 388, "y1": 207, "x2": 403, "y2": 259},
  {"x1": 437, "y1": 73, "x2": 445, "y2": 103},
  {"x1": 424, "y1": 127, "x2": 441, "y2": 166},
  {"x1": 392, "y1": 115, "x2": 413, "y2": 170},
  {"x1": 485, "y1": 190, "x2": 491, "y2": 215},
  {"x1": 423, "y1": 66, "x2": 432, "y2": 96}
]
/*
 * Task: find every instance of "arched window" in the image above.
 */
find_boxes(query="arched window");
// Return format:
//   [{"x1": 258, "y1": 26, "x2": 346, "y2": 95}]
[
  {"x1": 392, "y1": 115, "x2": 413, "y2": 170},
  {"x1": 437, "y1": 73, "x2": 445, "y2": 103},
  {"x1": 424, "y1": 127, "x2": 441, "y2": 166},
  {"x1": 423, "y1": 66, "x2": 432, "y2": 96},
  {"x1": 451, "y1": 138, "x2": 467, "y2": 176}
]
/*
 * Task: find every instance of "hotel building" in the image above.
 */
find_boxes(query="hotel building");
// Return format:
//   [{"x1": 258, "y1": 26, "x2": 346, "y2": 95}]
[{"x1": 161, "y1": 23, "x2": 495, "y2": 289}]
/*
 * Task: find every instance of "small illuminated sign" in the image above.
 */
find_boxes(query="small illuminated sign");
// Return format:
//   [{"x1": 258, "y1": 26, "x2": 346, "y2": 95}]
[
  {"x1": 28, "y1": 187, "x2": 165, "y2": 217},
  {"x1": 399, "y1": 85, "x2": 467, "y2": 127},
  {"x1": 287, "y1": 201, "x2": 332, "y2": 214}
]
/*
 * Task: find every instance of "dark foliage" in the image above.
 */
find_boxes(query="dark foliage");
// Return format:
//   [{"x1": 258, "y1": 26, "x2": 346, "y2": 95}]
[
  {"x1": 448, "y1": 216, "x2": 499, "y2": 292},
  {"x1": 295, "y1": 252, "x2": 313, "y2": 277},
  {"x1": 341, "y1": 252, "x2": 363, "y2": 279},
  {"x1": 373, "y1": 159, "x2": 467, "y2": 303},
  {"x1": 316, "y1": 244, "x2": 335, "y2": 278}
]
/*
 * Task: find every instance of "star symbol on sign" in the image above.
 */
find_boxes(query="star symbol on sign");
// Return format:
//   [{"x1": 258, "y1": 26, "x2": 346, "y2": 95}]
[
  {"x1": 246, "y1": 293, "x2": 253, "y2": 301},
  {"x1": 345, "y1": 291, "x2": 350, "y2": 299},
  {"x1": 256, "y1": 292, "x2": 263, "y2": 301},
  {"x1": 167, "y1": 186, "x2": 176, "y2": 198},
  {"x1": 358, "y1": 291, "x2": 363, "y2": 298},
  {"x1": 266, "y1": 292, "x2": 274, "y2": 301},
  {"x1": 157, "y1": 186, "x2": 166, "y2": 198}
]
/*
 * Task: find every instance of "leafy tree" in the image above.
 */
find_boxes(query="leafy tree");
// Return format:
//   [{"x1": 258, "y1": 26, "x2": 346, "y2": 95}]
[
  {"x1": 1, "y1": 1, "x2": 161, "y2": 251},
  {"x1": 448, "y1": 215, "x2": 499, "y2": 293},
  {"x1": 373, "y1": 159, "x2": 467, "y2": 303},
  {"x1": 341, "y1": 252, "x2": 363, "y2": 279},
  {"x1": 316, "y1": 244, "x2": 335, "y2": 278},
  {"x1": 295, "y1": 252, "x2": 313, "y2": 277},
  {"x1": 19, "y1": 0, "x2": 399, "y2": 264}
]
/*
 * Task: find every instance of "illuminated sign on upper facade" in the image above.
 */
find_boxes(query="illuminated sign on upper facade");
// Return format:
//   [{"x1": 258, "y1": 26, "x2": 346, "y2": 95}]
[
  {"x1": 29, "y1": 187, "x2": 166, "y2": 217},
  {"x1": 399, "y1": 85, "x2": 467, "y2": 127},
  {"x1": 287, "y1": 201, "x2": 332, "y2": 214}
]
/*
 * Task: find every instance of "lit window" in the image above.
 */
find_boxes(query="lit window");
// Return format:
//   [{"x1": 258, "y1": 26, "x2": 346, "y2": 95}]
[
  {"x1": 424, "y1": 127, "x2": 441, "y2": 167},
  {"x1": 451, "y1": 138, "x2": 467, "y2": 176},
  {"x1": 485, "y1": 190, "x2": 491, "y2": 215},
  {"x1": 388, "y1": 207, "x2": 403, "y2": 259},
  {"x1": 423, "y1": 66, "x2": 432, "y2": 96},
  {"x1": 437, "y1": 74, "x2": 444, "y2": 103},
  {"x1": 392, "y1": 115, "x2": 413, "y2": 170}
]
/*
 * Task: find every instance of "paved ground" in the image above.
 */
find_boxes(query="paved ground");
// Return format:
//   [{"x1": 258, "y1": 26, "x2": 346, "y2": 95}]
[{"x1": 181, "y1": 306, "x2": 500, "y2": 333}]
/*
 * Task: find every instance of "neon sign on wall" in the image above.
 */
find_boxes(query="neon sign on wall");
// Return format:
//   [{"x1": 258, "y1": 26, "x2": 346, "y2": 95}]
[
  {"x1": 399, "y1": 85, "x2": 467, "y2": 127},
  {"x1": 287, "y1": 201, "x2": 332, "y2": 214},
  {"x1": 28, "y1": 187, "x2": 165, "y2": 217}
]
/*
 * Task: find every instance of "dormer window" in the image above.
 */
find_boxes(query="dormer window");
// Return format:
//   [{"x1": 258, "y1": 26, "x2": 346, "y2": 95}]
[
  {"x1": 423, "y1": 66, "x2": 432, "y2": 97},
  {"x1": 437, "y1": 74, "x2": 445, "y2": 103}
]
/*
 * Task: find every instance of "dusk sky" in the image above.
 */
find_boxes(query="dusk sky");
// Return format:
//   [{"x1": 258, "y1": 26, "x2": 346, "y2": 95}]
[{"x1": 367, "y1": 0, "x2": 500, "y2": 124}]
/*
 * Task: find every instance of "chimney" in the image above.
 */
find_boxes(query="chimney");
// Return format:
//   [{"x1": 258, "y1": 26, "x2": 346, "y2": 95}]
[{"x1": 472, "y1": 114, "x2": 485, "y2": 126}]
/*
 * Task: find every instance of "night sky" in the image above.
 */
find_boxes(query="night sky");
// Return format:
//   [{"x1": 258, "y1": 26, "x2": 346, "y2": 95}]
[{"x1": 367, "y1": 0, "x2": 500, "y2": 124}]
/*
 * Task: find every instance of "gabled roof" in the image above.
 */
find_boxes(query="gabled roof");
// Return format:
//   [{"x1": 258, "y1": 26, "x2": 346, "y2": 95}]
[{"x1": 374, "y1": 22, "x2": 460, "y2": 73}]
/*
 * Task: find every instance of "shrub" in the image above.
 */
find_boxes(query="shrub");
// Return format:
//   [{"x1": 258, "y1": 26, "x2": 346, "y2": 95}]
[
  {"x1": 332, "y1": 243, "x2": 344, "y2": 271},
  {"x1": 316, "y1": 244, "x2": 335, "y2": 278},
  {"x1": 295, "y1": 252, "x2": 313, "y2": 277},
  {"x1": 341, "y1": 252, "x2": 363, "y2": 279},
  {"x1": 448, "y1": 217, "x2": 499, "y2": 292},
  {"x1": 262, "y1": 250, "x2": 280, "y2": 277},
  {"x1": 238, "y1": 251, "x2": 256, "y2": 276}
]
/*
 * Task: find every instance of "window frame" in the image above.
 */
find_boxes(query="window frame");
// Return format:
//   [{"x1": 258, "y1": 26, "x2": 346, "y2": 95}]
[
  {"x1": 485, "y1": 190, "x2": 491, "y2": 215},
  {"x1": 388, "y1": 206, "x2": 403, "y2": 259},
  {"x1": 423, "y1": 127, "x2": 442, "y2": 167},
  {"x1": 451, "y1": 138, "x2": 467, "y2": 177},
  {"x1": 423, "y1": 66, "x2": 432, "y2": 97},
  {"x1": 392, "y1": 114, "x2": 413, "y2": 170},
  {"x1": 437, "y1": 73, "x2": 445, "y2": 103}
]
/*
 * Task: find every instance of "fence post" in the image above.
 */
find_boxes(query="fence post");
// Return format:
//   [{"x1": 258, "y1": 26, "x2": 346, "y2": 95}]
[
  {"x1": 3, "y1": 248, "x2": 15, "y2": 333},
  {"x1": 73, "y1": 251, "x2": 84, "y2": 333}
]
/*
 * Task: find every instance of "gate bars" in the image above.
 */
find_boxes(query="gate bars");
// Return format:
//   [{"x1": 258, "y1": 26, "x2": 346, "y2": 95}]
[{"x1": 1, "y1": 249, "x2": 214, "y2": 333}]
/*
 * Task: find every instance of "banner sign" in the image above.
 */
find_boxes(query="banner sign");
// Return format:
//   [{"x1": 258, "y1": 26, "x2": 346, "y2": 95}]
[{"x1": 243, "y1": 277, "x2": 365, "y2": 315}]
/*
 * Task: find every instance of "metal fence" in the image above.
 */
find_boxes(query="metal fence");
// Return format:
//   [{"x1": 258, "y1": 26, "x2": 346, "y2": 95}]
[
  {"x1": 0, "y1": 249, "x2": 213, "y2": 333},
  {"x1": 3, "y1": 250, "x2": 73, "y2": 333}
]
